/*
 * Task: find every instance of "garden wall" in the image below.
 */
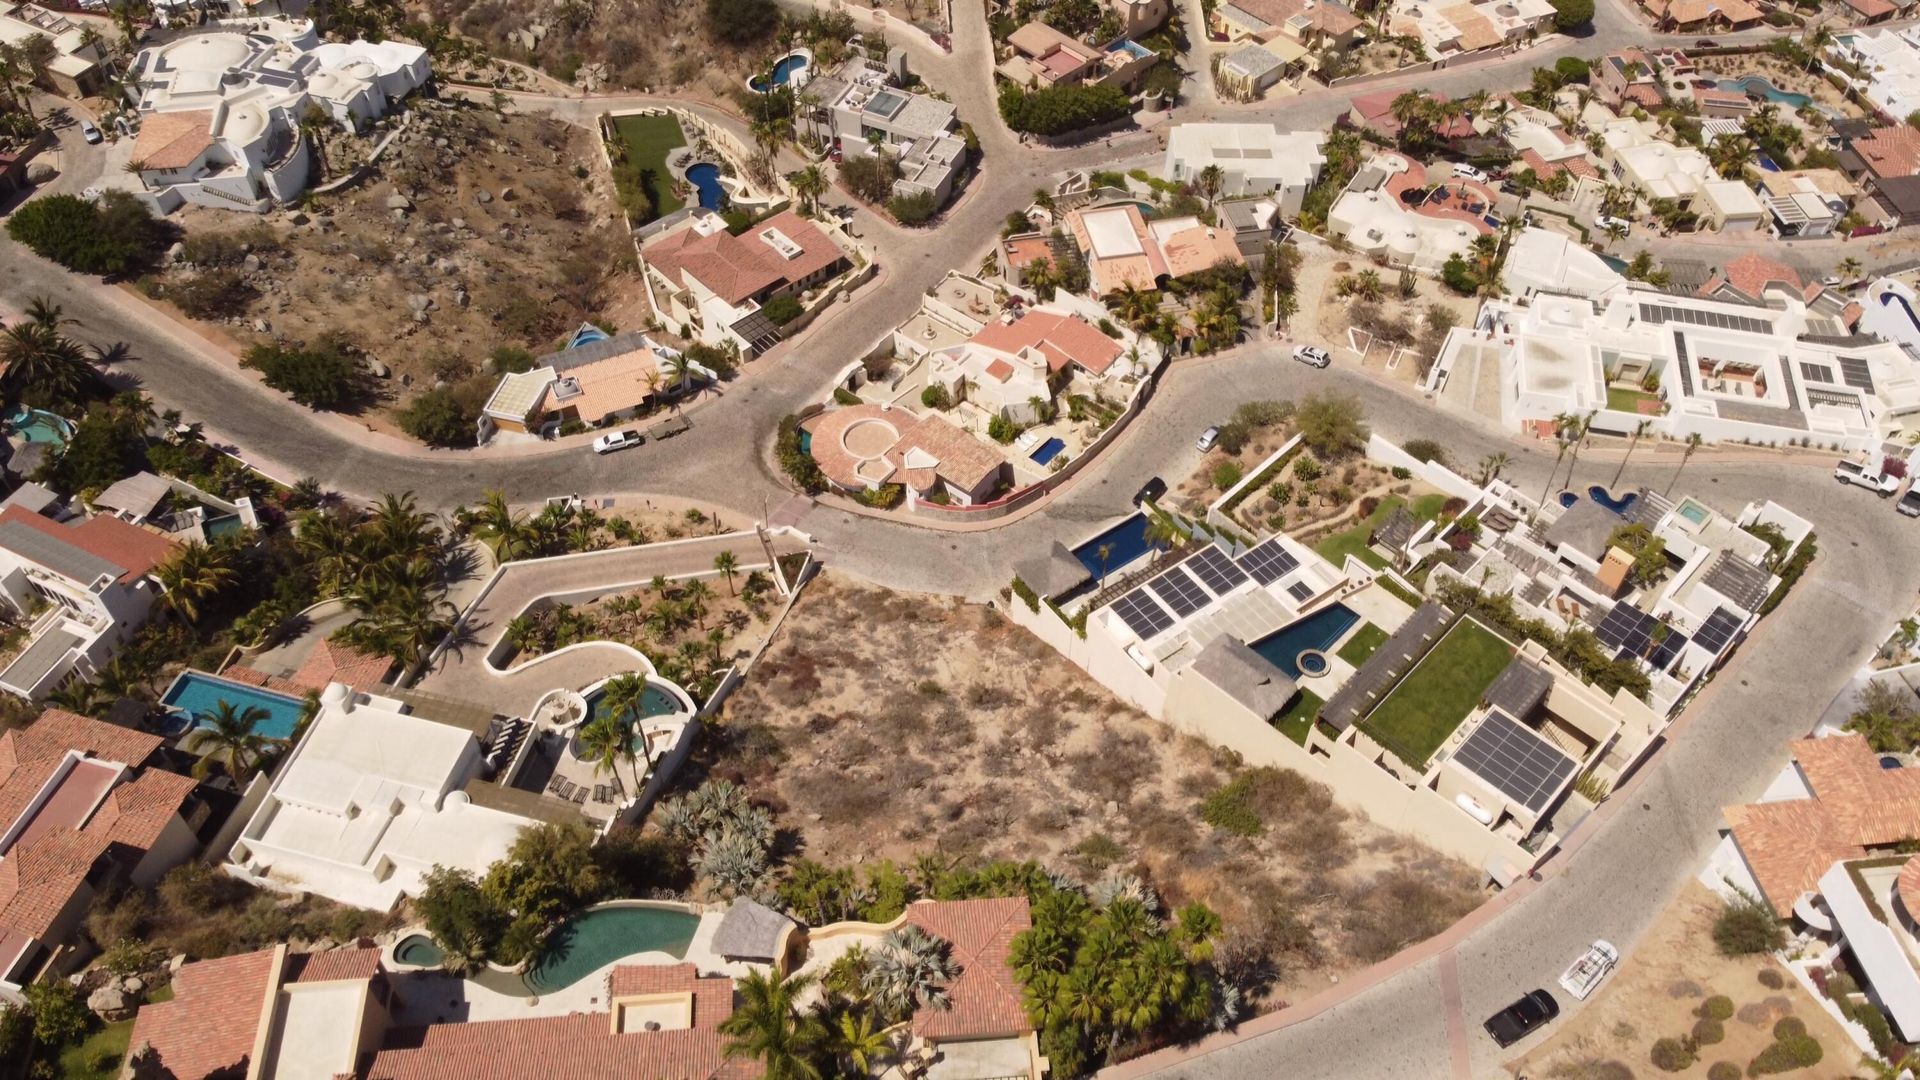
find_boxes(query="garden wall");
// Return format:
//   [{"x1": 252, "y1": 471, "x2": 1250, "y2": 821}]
[{"x1": 1205, "y1": 433, "x2": 1302, "y2": 533}]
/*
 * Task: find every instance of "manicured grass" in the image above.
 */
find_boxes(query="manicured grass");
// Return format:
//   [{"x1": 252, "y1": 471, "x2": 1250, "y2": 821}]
[
  {"x1": 1410, "y1": 492, "x2": 1449, "y2": 521},
  {"x1": 1606, "y1": 385, "x2": 1664, "y2": 415},
  {"x1": 609, "y1": 113, "x2": 688, "y2": 219},
  {"x1": 1336, "y1": 622, "x2": 1390, "y2": 667},
  {"x1": 1359, "y1": 618, "x2": 1513, "y2": 768},
  {"x1": 56, "y1": 1019, "x2": 134, "y2": 1080},
  {"x1": 1313, "y1": 495, "x2": 1403, "y2": 571},
  {"x1": 1273, "y1": 688, "x2": 1324, "y2": 746}
]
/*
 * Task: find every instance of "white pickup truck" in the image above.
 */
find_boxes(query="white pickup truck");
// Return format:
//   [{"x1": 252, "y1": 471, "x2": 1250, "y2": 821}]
[
  {"x1": 1558, "y1": 940, "x2": 1619, "y2": 1000},
  {"x1": 1836, "y1": 458, "x2": 1901, "y2": 497}
]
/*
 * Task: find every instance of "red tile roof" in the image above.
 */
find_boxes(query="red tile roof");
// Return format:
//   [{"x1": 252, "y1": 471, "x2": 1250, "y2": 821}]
[
  {"x1": 125, "y1": 948, "x2": 278, "y2": 1080},
  {"x1": 133, "y1": 110, "x2": 215, "y2": 171},
  {"x1": 1725, "y1": 733, "x2": 1920, "y2": 915},
  {"x1": 644, "y1": 211, "x2": 846, "y2": 306},
  {"x1": 904, "y1": 897, "x2": 1033, "y2": 1041},
  {"x1": 364, "y1": 964, "x2": 760, "y2": 1080},
  {"x1": 1847, "y1": 0, "x2": 1895, "y2": 18},
  {"x1": 284, "y1": 945, "x2": 383, "y2": 983},
  {"x1": 972, "y1": 310, "x2": 1124, "y2": 376},
  {"x1": 218, "y1": 665, "x2": 311, "y2": 697},
  {"x1": 0, "y1": 505, "x2": 177, "y2": 584},
  {"x1": 1854, "y1": 124, "x2": 1920, "y2": 180},
  {"x1": 1701, "y1": 252, "x2": 1803, "y2": 302},
  {"x1": 289, "y1": 639, "x2": 393, "y2": 694}
]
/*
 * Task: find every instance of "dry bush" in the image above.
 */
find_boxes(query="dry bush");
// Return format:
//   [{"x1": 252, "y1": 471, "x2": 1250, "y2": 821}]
[{"x1": 1339, "y1": 864, "x2": 1481, "y2": 964}]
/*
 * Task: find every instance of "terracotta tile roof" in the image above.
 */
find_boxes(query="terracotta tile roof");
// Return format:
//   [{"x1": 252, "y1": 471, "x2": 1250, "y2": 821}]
[
  {"x1": 972, "y1": 310, "x2": 1124, "y2": 376},
  {"x1": 1854, "y1": 125, "x2": 1920, "y2": 179},
  {"x1": 289, "y1": 640, "x2": 394, "y2": 695},
  {"x1": 134, "y1": 109, "x2": 215, "y2": 171},
  {"x1": 983, "y1": 357, "x2": 1016, "y2": 382},
  {"x1": 124, "y1": 948, "x2": 278, "y2": 1079},
  {"x1": 1519, "y1": 148, "x2": 1598, "y2": 180},
  {"x1": 1702, "y1": 252, "x2": 1803, "y2": 301},
  {"x1": 1157, "y1": 221, "x2": 1247, "y2": 279},
  {"x1": 0, "y1": 506, "x2": 177, "y2": 584},
  {"x1": 1003, "y1": 234, "x2": 1052, "y2": 271},
  {"x1": 1228, "y1": 0, "x2": 1362, "y2": 35},
  {"x1": 1725, "y1": 734, "x2": 1920, "y2": 915},
  {"x1": 1899, "y1": 855, "x2": 1920, "y2": 919},
  {"x1": 644, "y1": 211, "x2": 846, "y2": 306},
  {"x1": 284, "y1": 945, "x2": 383, "y2": 983},
  {"x1": 1348, "y1": 91, "x2": 1475, "y2": 138},
  {"x1": 801, "y1": 404, "x2": 904, "y2": 491},
  {"x1": 1438, "y1": 3, "x2": 1501, "y2": 50},
  {"x1": 364, "y1": 964, "x2": 759, "y2": 1080},
  {"x1": 1646, "y1": 0, "x2": 1762, "y2": 25},
  {"x1": 219, "y1": 664, "x2": 312, "y2": 697},
  {"x1": 1624, "y1": 84, "x2": 1665, "y2": 109},
  {"x1": 882, "y1": 414, "x2": 1005, "y2": 496},
  {"x1": 1848, "y1": 0, "x2": 1896, "y2": 17},
  {"x1": 904, "y1": 897, "x2": 1033, "y2": 1041}
]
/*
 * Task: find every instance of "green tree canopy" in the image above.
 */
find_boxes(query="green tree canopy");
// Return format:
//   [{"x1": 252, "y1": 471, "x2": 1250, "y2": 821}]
[{"x1": 1549, "y1": 0, "x2": 1594, "y2": 31}]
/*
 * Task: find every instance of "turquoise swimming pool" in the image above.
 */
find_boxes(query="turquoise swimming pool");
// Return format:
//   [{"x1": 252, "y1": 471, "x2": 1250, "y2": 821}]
[
  {"x1": 1717, "y1": 76, "x2": 1811, "y2": 109},
  {"x1": 526, "y1": 906, "x2": 702, "y2": 993},
  {"x1": 162, "y1": 671, "x2": 307, "y2": 741},
  {"x1": 6, "y1": 405, "x2": 72, "y2": 446},
  {"x1": 1071, "y1": 514, "x2": 1168, "y2": 579},
  {"x1": 1250, "y1": 603, "x2": 1359, "y2": 679}
]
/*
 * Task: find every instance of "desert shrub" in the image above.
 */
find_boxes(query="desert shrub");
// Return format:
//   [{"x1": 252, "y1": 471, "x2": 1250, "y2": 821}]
[
  {"x1": 1650, "y1": 1037, "x2": 1696, "y2": 1072},
  {"x1": 1772, "y1": 1017, "x2": 1805, "y2": 1040},
  {"x1": 705, "y1": 0, "x2": 777, "y2": 44},
  {"x1": 921, "y1": 383, "x2": 952, "y2": 410},
  {"x1": 1699, "y1": 994, "x2": 1734, "y2": 1021},
  {"x1": 1747, "y1": 1030, "x2": 1821, "y2": 1075},
  {"x1": 839, "y1": 152, "x2": 902, "y2": 204},
  {"x1": 1707, "y1": 1064, "x2": 1741, "y2": 1080},
  {"x1": 997, "y1": 81, "x2": 1131, "y2": 136},
  {"x1": 1852, "y1": 1000, "x2": 1895, "y2": 1056},
  {"x1": 1692, "y1": 1017, "x2": 1724, "y2": 1046},
  {"x1": 1338, "y1": 865, "x2": 1476, "y2": 963},
  {"x1": 241, "y1": 334, "x2": 369, "y2": 410},
  {"x1": 760, "y1": 294, "x2": 804, "y2": 325},
  {"x1": 1713, "y1": 891, "x2": 1785, "y2": 956},
  {"x1": 888, "y1": 190, "x2": 940, "y2": 225},
  {"x1": 1757, "y1": 967, "x2": 1784, "y2": 989},
  {"x1": 1402, "y1": 438, "x2": 1447, "y2": 465},
  {"x1": 167, "y1": 268, "x2": 258, "y2": 319},
  {"x1": 7, "y1": 191, "x2": 176, "y2": 276},
  {"x1": 776, "y1": 414, "x2": 825, "y2": 493},
  {"x1": 22, "y1": 981, "x2": 90, "y2": 1048},
  {"x1": 1550, "y1": 0, "x2": 1594, "y2": 30},
  {"x1": 492, "y1": 346, "x2": 537, "y2": 374},
  {"x1": 399, "y1": 386, "x2": 481, "y2": 447},
  {"x1": 1212, "y1": 461, "x2": 1244, "y2": 491}
]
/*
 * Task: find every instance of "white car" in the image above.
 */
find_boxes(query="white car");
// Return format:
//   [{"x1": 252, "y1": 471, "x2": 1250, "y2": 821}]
[
  {"x1": 1196, "y1": 426, "x2": 1220, "y2": 452},
  {"x1": 79, "y1": 120, "x2": 101, "y2": 144},
  {"x1": 1291, "y1": 345, "x2": 1331, "y2": 369},
  {"x1": 1451, "y1": 163, "x2": 1488, "y2": 183},
  {"x1": 1596, "y1": 215, "x2": 1632, "y2": 237},
  {"x1": 592, "y1": 430, "x2": 642, "y2": 455},
  {"x1": 1899, "y1": 487, "x2": 1920, "y2": 518},
  {"x1": 1836, "y1": 458, "x2": 1899, "y2": 496},
  {"x1": 1557, "y1": 940, "x2": 1619, "y2": 1000}
]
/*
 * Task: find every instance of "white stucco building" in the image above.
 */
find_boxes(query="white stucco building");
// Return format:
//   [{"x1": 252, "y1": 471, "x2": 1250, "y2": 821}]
[
  {"x1": 124, "y1": 16, "x2": 429, "y2": 213},
  {"x1": 1162, "y1": 123, "x2": 1327, "y2": 216},
  {"x1": 1831, "y1": 28, "x2": 1920, "y2": 126}
]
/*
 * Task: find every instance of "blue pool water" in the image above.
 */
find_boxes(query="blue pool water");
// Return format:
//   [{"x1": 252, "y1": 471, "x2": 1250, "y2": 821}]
[
  {"x1": 162, "y1": 671, "x2": 307, "y2": 741},
  {"x1": 1072, "y1": 513, "x2": 1167, "y2": 578},
  {"x1": 1558, "y1": 491, "x2": 1580, "y2": 509},
  {"x1": 584, "y1": 681, "x2": 682, "y2": 725},
  {"x1": 749, "y1": 53, "x2": 809, "y2": 92},
  {"x1": 1250, "y1": 604, "x2": 1360, "y2": 679},
  {"x1": 1107, "y1": 39, "x2": 1152, "y2": 59},
  {"x1": 1717, "y1": 76, "x2": 1811, "y2": 109},
  {"x1": 1030, "y1": 437, "x2": 1066, "y2": 465},
  {"x1": 6, "y1": 405, "x2": 72, "y2": 446},
  {"x1": 1587, "y1": 485, "x2": 1638, "y2": 515},
  {"x1": 685, "y1": 163, "x2": 725, "y2": 210}
]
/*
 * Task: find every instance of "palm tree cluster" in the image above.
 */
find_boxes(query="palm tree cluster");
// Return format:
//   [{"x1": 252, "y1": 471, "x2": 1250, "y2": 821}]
[
  {"x1": 458, "y1": 489, "x2": 658, "y2": 562},
  {"x1": 180, "y1": 700, "x2": 284, "y2": 783},
  {"x1": 299, "y1": 493, "x2": 455, "y2": 666},
  {"x1": 501, "y1": 569, "x2": 748, "y2": 698},
  {"x1": 1386, "y1": 89, "x2": 1476, "y2": 154},
  {"x1": 0, "y1": 297, "x2": 106, "y2": 413}
]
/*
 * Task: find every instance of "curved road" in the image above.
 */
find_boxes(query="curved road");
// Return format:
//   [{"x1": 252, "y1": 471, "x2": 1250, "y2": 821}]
[{"x1": 1, "y1": 3, "x2": 1911, "y2": 1076}]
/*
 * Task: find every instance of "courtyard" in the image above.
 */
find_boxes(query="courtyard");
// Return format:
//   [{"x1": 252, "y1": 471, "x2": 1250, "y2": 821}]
[{"x1": 1358, "y1": 616, "x2": 1514, "y2": 768}]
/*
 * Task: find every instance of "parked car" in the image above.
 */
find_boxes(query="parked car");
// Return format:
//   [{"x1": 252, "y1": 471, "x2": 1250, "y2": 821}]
[
  {"x1": 1836, "y1": 458, "x2": 1900, "y2": 496},
  {"x1": 1558, "y1": 941, "x2": 1619, "y2": 1000},
  {"x1": 1695, "y1": 37, "x2": 1718, "y2": 47},
  {"x1": 1451, "y1": 163, "x2": 1488, "y2": 184},
  {"x1": 1484, "y1": 990, "x2": 1560, "y2": 1048},
  {"x1": 1196, "y1": 426, "x2": 1220, "y2": 452},
  {"x1": 79, "y1": 119, "x2": 101, "y2": 144},
  {"x1": 1596, "y1": 215, "x2": 1632, "y2": 236},
  {"x1": 1292, "y1": 345, "x2": 1332, "y2": 369},
  {"x1": 1133, "y1": 476, "x2": 1167, "y2": 506},
  {"x1": 592, "y1": 430, "x2": 642, "y2": 455},
  {"x1": 1899, "y1": 487, "x2": 1920, "y2": 518}
]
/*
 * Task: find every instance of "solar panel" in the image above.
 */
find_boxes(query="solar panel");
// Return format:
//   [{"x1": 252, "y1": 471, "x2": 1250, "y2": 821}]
[
  {"x1": 1187, "y1": 546, "x2": 1249, "y2": 595},
  {"x1": 1287, "y1": 581, "x2": 1314, "y2": 603},
  {"x1": 1799, "y1": 361, "x2": 1834, "y2": 384},
  {"x1": 1693, "y1": 606, "x2": 1742, "y2": 654},
  {"x1": 1638, "y1": 303, "x2": 1770, "y2": 336},
  {"x1": 1146, "y1": 567, "x2": 1211, "y2": 617},
  {"x1": 1111, "y1": 590, "x2": 1174, "y2": 640},
  {"x1": 1451, "y1": 712, "x2": 1578, "y2": 814},
  {"x1": 1238, "y1": 538, "x2": 1299, "y2": 586},
  {"x1": 1593, "y1": 604, "x2": 1683, "y2": 669},
  {"x1": 1839, "y1": 356, "x2": 1876, "y2": 393}
]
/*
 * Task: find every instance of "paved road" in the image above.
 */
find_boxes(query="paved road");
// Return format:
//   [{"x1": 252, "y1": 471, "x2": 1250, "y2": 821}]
[{"x1": 3, "y1": 4, "x2": 1915, "y2": 1077}]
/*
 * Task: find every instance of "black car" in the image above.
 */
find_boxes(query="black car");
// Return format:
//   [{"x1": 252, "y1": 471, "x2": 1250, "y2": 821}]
[
  {"x1": 1484, "y1": 989, "x2": 1559, "y2": 1048},
  {"x1": 1133, "y1": 476, "x2": 1167, "y2": 507}
]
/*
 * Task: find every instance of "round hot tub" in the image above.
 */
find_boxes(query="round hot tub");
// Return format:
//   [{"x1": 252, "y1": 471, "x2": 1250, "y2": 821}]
[{"x1": 1295, "y1": 649, "x2": 1330, "y2": 678}]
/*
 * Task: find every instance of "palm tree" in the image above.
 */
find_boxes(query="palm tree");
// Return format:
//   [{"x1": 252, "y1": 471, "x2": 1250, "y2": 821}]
[
  {"x1": 1196, "y1": 163, "x2": 1224, "y2": 210},
  {"x1": 599, "y1": 671, "x2": 655, "y2": 784},
  {"x1": 156, "y1": 541, "x2": 237, "y2": 624},
  {"x1": 183, "y1": 701, "x2": 276, "y2": 783},
  {"x1": 299, "y1": 104, "x2": 333, "y2": 183},
  {"x1": 503, "y1": 615, "x2": 539, "y2": 654},
  {"x1": 0, "y1": 319, "x2": 96, "y2": 411},
  {"x1": 1612, "y1": 419, "x2": 1651, "y2": 487},
  {"x1": 863, "y1": 924, "x2": 959, "y2": 1020},
  {"x1": 683, "y1": 579, "x2": 714, "y2": 629},
  {"x1": 719, "y1": 968, "x2": 827, "y2": 1080},
  {"x1": 296, "y1": 511, "x2": 362, "y2": 594},
  {"x1": 1838, "y1": 256, "x2": 1863, "y2": 284},
  {"x1": 829, "y1": 1009, "x2": 889, "y2": 1075},
  {"x1": 48, "y1": 677, "x2": 111, "y2": 717},
  {"x1": 789, "y1": 165, "x2": 828, "y2": 215},
  {"x1": 575, "y1": 712, "x2": 630, "y2": 792},
  {"x1": 1095, "y1": 542, "x2": 1113, "y2": 586},
  {"x1": 1561, "y1": 411, "x2": 1596, "y2": 491},
  {"x1": 1540, "y1": 415, "x2": 1574, "y2": 509},
  {"x1": 1109, "y1": 283, "x2": 1158, "y2": 331},
  {"x1": 713, "y1": 550, "x2": 740, "y2": 595},
  {"x1": 1666, "y1": 432, "x2": 1703, "y2": 495},
  {"x1": 1476, "y1": 452, "x2": 1512, "y2": 486}
]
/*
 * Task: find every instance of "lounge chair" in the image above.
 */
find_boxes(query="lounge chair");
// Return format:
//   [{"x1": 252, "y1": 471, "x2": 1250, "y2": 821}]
[
  {"x1": 593, "y1": 784, "x2": 608, "y2": 803},
  {"x1": 547, "y1": 774, "x2": 566, "y2": 795},
  {"x1": 571, "y1": 786, "x2": 588, "y2": 804},
  {"x1": 557, "y1": 779, "x2": 575, "y2": 800}
]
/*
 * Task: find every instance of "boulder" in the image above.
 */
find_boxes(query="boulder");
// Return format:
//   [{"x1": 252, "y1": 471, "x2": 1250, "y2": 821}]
[
  {"x1": 166, "y1": 241, "x2": 186, "y2": 263},
  {"x1": 284, "y1": 210, "x2": 310, "y2": 226},
  {"x1": 242, "y1": 253, "x2": 262, "y2": 272},
  {"x1": 121, "y1": 976, "x2": 145, "y2": 995},
  {"x1": 385, "y1": 193, "x2": 412, "y2": 212},
  {"x1": 497, "y1": 187, "x2": 514, "y2": 202},
  {"x1": 474, "y1": 189, "x2": 493, "y2": 204},
  {"x1": 25, "y1": 162, "x2": 55, "y2": 184},
  {"x1": 406, "y1": 294, "x2": 434, "y2": 314},
  {"x1": 168, "y1": 954, "x2": 187, "y2": 974},
  {"x1": 450, "y1": 216, "x2": 467, "y2": 230},
  {"x1": 253, "y1": 319, "x2": 270, "y2": 333},
  {"x1": 365, "y1": 357, "x2": 391, "y2": 378},
  {"x1": 88, "y1": 985, "x2": 133, "y2": 1022}
]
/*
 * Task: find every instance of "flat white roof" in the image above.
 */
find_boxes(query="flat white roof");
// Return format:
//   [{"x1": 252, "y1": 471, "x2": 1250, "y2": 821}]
[
  {"x1": 1820, "y1": 860, "x2": 1920, "y2": 1037},
  {"x1": 1079, "y1": 207, "x2": 1144, "y2": 259},
  {"x1": 268, "y1": 982, "x2": 369, "y2": 1080}
]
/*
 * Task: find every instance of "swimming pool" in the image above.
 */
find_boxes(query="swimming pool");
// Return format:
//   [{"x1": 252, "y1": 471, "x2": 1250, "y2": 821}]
[
  {"x1": 749, "y1": 51, "x2": 810, "y2": 92},
  {"x1": 1249, "y1": 603, "x2": 1360, "y2": 680},
  {"x1": 205, "y1": 514, "x2": 245, "y2": 539},
  {"x1": 685, "y1": 163, "x2": 726, "y2": 211},
  {"x1": 1030, "y1": 437, "x2": 1066, "y2": 465},
  {"x1": 1071, "y1": 513, "x2": 1167, "y2": 578},
  {"x1": 6, "y1": 405, "x2": 72, "y2": 446},
  {"x1": 526, "y1": 905, "x2": 702, "y2": 994},
  {"x1": 1587, "y1": 485, "x2": 1638, "y2": 515},
  {"x1": 162, "y1": 671, "x2": 307, "y2": 741},
  {"x1": 1675, "y1": 499, "x2": 1711, "y2": 526},
  {"x1": 1558, "y1": 491, "x2": 1580, "y2": 509},
  {"x1": 583, "y1": 681, "x2": 682, "y2": 726},
  {"x1": 1717, "y1": 76, "x2": 1811, "y2": 110},
  {"x1": 394, "y1": 934, "x2": 445, "y2": 967}
]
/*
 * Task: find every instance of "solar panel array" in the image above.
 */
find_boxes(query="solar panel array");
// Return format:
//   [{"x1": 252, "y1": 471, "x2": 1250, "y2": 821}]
[
  {"x1": 1451, "y1": 712, "x2": 1577, "y2": 813},
  {"x1": 1147, "y1": 566, "x2": 1211, "y2": 617},
  {"x1": 1111, "y1": 590, "x2": 1174, "y2": 639},
  {"x1": 1637, "y1": 303, "x2": 1771, "y2": 335},
  {"x1": 1693, "y1": 606, "x2": 1742, "y2": 655},
  {"x1": 1187, "y1": 546, "x2": 1249, "y2": 594},
  {"x1": 1238, "y1": 538, "x2": 1300, "y2": 586},
  {"x1": 1799, "y1": 361, "x2": 1834, "y2": 385},
  {"x1": 1839, "y1": 356, "x2": 1876, "y2": 393},
  {"x1": 1287, "y1": 581, "x2": 1315, "y2": 603},
  {"x1": 1593, "y1": 603, "x2": 1684, "y2": 669}
]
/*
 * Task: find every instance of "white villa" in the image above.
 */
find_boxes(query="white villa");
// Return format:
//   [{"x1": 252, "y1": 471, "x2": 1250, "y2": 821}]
[
  {"x1": 1436, "y1": 270, "x2": 1920, "y2": 451},
  {"x1": 124, "y1": 15, "x2": 429, "y2": 213},
  {"x1": 799, "y1": 60, "x2": 970, "y2": 206},
  {"x1": 1831, "y1": 28, "x2": 1920, "y2": 128},
  {"x1": 1161, "y1": 123, "x2": 1327, "y2": 216},
  {"x1": 1598, "y1": 113, "x2": 1714, "y2": 203}
]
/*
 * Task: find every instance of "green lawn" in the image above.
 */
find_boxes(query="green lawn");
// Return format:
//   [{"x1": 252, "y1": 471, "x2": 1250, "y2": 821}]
[
  {"x1": 1410, "y1": 492, "x2": 1450, "y2": 521},
  {"x1": 1273, "y1": 688, "x2": 1325, "y2": 746},
  {"x1": 1606, "y1": 385, "x2": 1665, "y2": 415},
  {"x1": 609, "y1": 113, "x2": 688, "y2": 219},
  {"x1": 1358, "y1": 618, "x2": 1513, "y2": 768},
  {"x1": 1336, "y1": 622, "x2": 1390, "y2": 667},
  {"x1": 56, "y1": 1019, "x2": 134, "y2": 1080},
  {"x1": 1313, "y1": 496, "x2": 1403, "y2": 570}
]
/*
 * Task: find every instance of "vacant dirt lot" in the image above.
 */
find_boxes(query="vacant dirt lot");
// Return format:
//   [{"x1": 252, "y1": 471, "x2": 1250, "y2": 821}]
[
  {"x1": 1511, "y1": 882, "x2": 1860, "y2": 1080},
  {"x1": 149, "y1": 99, "x2": 645, "y2": 434},
  {"x1": 710, "y1": 573, "x2": 1485, "y2": 1007}
]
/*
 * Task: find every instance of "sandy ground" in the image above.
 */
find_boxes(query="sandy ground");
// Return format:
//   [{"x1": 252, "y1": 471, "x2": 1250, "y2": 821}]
[
  {"x1": 710, "y1": 572, "x2": 1486, "y2": 1008},
  {"x1": 149, "y1": 102, "x2": 642, "y2": 437},
  {"x1": 1510, "y1": 882, "x2": 1863, "y2": 1080}
]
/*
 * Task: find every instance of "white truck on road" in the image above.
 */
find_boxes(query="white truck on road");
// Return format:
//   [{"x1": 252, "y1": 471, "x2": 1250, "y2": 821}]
[{"x1": 1558, "y1": 940, "x2": 1619, "y2": 1000}]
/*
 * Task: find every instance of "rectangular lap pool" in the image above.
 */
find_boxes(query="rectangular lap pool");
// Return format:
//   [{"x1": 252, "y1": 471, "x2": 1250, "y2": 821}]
[
  {"x1": 1030, "y1": 437, "x2": 1066, "y2": 465},
  {"x1": 162, "y1": 671, "x2": 308, "y2": 741},
  {"x1": 1249, "y1": 603, "x2": 1360, "y2": 679},
  {"x1": 1070, "y1": 513, "x2": 1167, "y2": 578}
]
